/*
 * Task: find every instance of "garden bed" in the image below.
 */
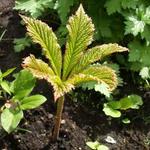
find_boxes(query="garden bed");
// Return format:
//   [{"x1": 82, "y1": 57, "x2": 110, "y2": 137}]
[{"x1": 0, "y1": 6, "x2": 150, "y2": 150}]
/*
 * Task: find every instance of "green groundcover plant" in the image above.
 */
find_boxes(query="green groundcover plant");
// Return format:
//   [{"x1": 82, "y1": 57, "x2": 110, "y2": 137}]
[
  {"x1": 0, "y1": 69, "x2": 46, "y2": 133},
  {"x1": 21, "y1": 4, "x2": 128, "y2": 141},
  {"x1": 103, "y1": 95, "x2": 143, "y2": 119},
  {"x1": 86, "y1": 140, "x2": 109, "y2": 150}
]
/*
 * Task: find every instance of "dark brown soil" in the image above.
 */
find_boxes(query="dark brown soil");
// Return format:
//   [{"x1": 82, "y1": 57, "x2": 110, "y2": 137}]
[{"x1": 0, "y1": 8, "x2": 150, "y2": 150}]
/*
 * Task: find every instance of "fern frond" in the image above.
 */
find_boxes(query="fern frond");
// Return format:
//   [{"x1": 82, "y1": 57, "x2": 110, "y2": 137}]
[
  {"x1": 22, "y1": 55, "x2": 74, "y2": 100},
  {"x1": 66, "y1": 66, "x2": 118, "y2": 91},
  {"x1": 62, "y1": 4, "x2": 94, "y2": 80},
  {"x1": 70, "y1": 43, "x2": 128, "y2": 75},
  {"x1": 21, "y1": 15, "x2": 62, "y2": 76}
]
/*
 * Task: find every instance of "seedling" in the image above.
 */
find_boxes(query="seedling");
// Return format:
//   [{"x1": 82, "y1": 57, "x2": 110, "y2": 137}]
[
  {"x1": 103, "y1": 95, "x2": 143, "y2": 119},
  {"x1": 0, "y1": 69, "x2": 46, "y2": 133},
  {"x1": 21, "y1": 4, "x2": 128, "y2": 141},
  {"x1": 86, "y1": 141, "x2": 109, "y2": 150}
]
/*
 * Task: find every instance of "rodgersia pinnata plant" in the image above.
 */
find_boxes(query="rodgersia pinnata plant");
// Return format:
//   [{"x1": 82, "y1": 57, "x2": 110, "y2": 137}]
[{"x1": 21, "y1": 4, "x2": 128, "y2": 141}]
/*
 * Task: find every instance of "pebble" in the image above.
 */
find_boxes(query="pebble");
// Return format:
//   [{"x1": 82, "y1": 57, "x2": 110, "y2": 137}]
[
  {"x1": 61, "y1": 119, "x2": 66, "y2": 124},
  {"x1": 48, "y1": 113, "x2": 53, "y2": 119},
  {"x1": 105, "y1": 135, "x2": 116, "y2": 144}
]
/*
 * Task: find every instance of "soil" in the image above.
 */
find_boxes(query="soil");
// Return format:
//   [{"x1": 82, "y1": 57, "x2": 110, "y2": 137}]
[{"x1": 0, "y1": 7, "x2": 150, "y2": 150}]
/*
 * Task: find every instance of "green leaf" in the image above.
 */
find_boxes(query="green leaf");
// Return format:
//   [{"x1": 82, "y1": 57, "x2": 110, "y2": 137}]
[
  {"x1": 128, "y1": 40, "x2": 141, "y2": 62},
  {"x1": 1, "y1": 68, "x2": 16, "y2": 78},
  {"x1": 1, "y1": 81, "x2": 11, "y2": 95},
  {"x1": 12, "y1": 69, "x2": 36, "y2": 99},
  {"x1": 141, "y1": 25, "x2": 150, "y2": 45},
  {"x1": 81, "y1": 81, "x2": 97, "y2": 90},
  {"x1": 14, "y1": 36, "x2": 32, "y2": 52},
  {"x1": 86, "y1": 141, "x2": 109, "y2": 150},
  {"x1": 14, "y1": 0, "x2": 54, "y2": 18},
  {"x1": 87, "y1": 0, "x2": 112, "y2": 39},
  {"x1": 107, "y1": 101, "x2": 121, "y2": 109},
  {"x1": 22, "y1": 55, "x2": 56, "y2": 78},
  {"x1": 95, "y1": 83, "x2": 111, "y2": 97},
  {"x1": 103, "y1": 95, "x2": 143, "y2": 118},
  {"x1": 121, "y1": 0, "x2": 138, "y2": 9},
  {"x1": 71, "y1": 44, "x2": 128, "y2": 75},
  {"x1": 119, "y1": 95, "x2": 143, "y2": 110},
  {"x1": 142, "y1": 6, "x2": 150, "y2": 24},
  {"x1": 20, "y1": 95, "x2": 46, "y2": 110},
  {"x1": 139, "y1": 67, "x2": 150, "y2": 79},
  {"x1": 55, "y1": 0, "x2": 74, "y2": 24},
  {"x1": 105, "y1": 0, "x2": 121, "y2": 15},
  {"x1": 107, "y1": 95, "x2": 143, "y2": 111},
  {"x1": 122, "y1": 118, "x2": 131, "y2": 124},
  {"x1": 21, "y1": 15, "x2": 62, "y2": 76},
  {"x1": 22, "y1": 55, "x2": 72, "y2": 100},
  {"x1": 63, "y1": 4, "x2": 94, "y2": 79},
  {"x1": 125, "y1": 15, "x2": 145, "y2": 36},
  {"x1": 103, "y1": 104, "x2": 121, "y2": 118},
  {"x1": 1, "y1": 108, "x2": 23, "y2": 133},
  {"x1": 67, "y1": 66, "x2": 118, "y2": 92},
  {"x1": 128, "y1": 40, "x2": 150, "y2": 67},
  {"x1": 86, "y1": 141, "x2": 100, "y2": 149},
  {"x1": 97, "y1": 145, "x2": 109, "y2": 150}
]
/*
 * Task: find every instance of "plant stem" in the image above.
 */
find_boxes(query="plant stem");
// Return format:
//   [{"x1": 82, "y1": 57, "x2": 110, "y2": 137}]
[{"x1": 52, "y1": 96, "x2": 64, "y2": 141}]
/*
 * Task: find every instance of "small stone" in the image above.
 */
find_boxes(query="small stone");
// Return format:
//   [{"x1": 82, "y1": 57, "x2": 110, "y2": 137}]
[
  {"x1": 105, "y1": 136, "x2": 116, "y2": 144},
  {"x1": 61, "y1": 119, "x2": 66, "y2": 124},
  {"x1": 48, "y1": 113, "x2": 53, "y2": 119}
]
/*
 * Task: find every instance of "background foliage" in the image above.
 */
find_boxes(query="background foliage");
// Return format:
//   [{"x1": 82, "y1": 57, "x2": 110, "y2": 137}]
[
  {"x1": 9, "y1": 0, "x2": 148, "y2": 124},
  {"x1": 14, "y1": 0, "x2": 150, "y2": 77}
]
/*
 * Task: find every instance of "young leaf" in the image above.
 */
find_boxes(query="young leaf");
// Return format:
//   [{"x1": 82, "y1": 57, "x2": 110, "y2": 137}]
[
  {"x1": 81, "y1": 81, "x2": 97, "y2": 90},
  {"x1": 81, "y1": 66, "x2": 118, "y2": 91},
  {"x1": 1, "y1": 108, "x2": 23, "y2": 133},
  {"x1": 12, "y1": 69, "x2": 35, "y2": 99},
  {"x1": 122, "y1": 118, "x2": 131, "y2": 124},
  {"x1": 97, "y1": 145, "x2": 109, "y2": 150},
  {"x1": 86, "y1": 141, "x2": 100, "y2": 149},
  {"x1": 103, "y1": 104, "x2": 121, "y2": 118},
  {"x1": 66, "y1": 66, "x2": 118, "y2": 92},
  {"x1": 1, "y1": 68, "x2": 16, "y2": 78},
  {"x1": 63, "y1": 4, "x2": 94, "y2": 79},
  {"x1": 20, "y1": 95, "x2": 46, "y2": 110},
  {"x1": 86, "y1": 141, "x2": 109, "y2": 150},
  {"x1": 103, "y1": 95, "x2": 143, "y2": 118},
  {"x1": 1, "y1": 81, "x2": 11, "y2": 95},
  {"x1": 95, "y1": 83, "x2": 111, "y2": 97},
  {"x1": 71, "y1": 44, "x2": 128, "y2": 75},
  {"x1": 23, "y1": 55, "x2": 74, "y2": 100},
  {"x1": 22, "y1": 55, "x2": 56, "y2": 79},
  {"x1": 21, "y1": 15, "x2": 62, "y2": 76},
  {"x1": 119, "y1": 95, "x2": 143, "y2": 110}
]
